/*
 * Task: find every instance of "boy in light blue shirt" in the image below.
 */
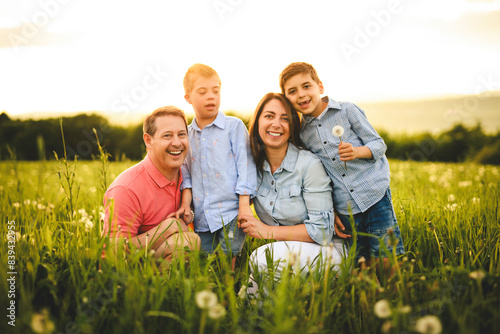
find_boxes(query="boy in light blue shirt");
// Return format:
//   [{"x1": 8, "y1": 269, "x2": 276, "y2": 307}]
[
  {"x1": 174, "y1": 63, "x2": 257, "y2": 257},
  {"x1": 279, "y1": 62, "x2": 404, "y2": 271}
]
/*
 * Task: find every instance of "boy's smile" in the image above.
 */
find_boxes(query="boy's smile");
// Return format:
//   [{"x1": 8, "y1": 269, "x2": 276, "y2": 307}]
[{"x1": 283, "y1": 73, "x2": 326, "y2": 118}]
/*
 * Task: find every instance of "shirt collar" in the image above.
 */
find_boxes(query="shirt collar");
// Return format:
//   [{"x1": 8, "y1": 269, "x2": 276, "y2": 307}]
[
  {"x1": 303, "y1": 96, "x2": 341, "y2": 123},
  {"x1": 144, "y1": 154, "x2": 183, "y2": 188},
  {"x1": 191, "y1": 111, "x2": 225, "y2": 131},
  {"x1": 262, "y1": 143, "x2": 299, "y2": 174}
]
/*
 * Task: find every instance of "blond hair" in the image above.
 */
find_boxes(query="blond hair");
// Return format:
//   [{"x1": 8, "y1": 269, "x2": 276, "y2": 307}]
[{"x1": 183, "y1": 63, "x2": 221, "y2": 94}]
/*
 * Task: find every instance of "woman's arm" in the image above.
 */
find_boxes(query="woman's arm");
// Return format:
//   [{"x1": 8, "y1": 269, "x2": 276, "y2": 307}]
[{"x1": 239, "y1": 214, "x2": 314, "y2": 242}]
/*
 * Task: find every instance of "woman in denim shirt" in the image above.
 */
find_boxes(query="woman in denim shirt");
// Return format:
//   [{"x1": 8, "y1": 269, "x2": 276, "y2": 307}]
[{"x1": 239, "y1": 93, "x2": 346, "y2": 295}]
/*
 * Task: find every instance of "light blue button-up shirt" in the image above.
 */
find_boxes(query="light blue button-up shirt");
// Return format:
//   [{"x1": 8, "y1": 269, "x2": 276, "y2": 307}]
[
  {"x1": 301, "y1": 96, "x2": 390, "y2": 215},
  {"x1": 181, "y1": 112, "x2": 257, "y2": 232},
  {"x1": 253, "y1": 143, "x2": 335, "y2": 245}
]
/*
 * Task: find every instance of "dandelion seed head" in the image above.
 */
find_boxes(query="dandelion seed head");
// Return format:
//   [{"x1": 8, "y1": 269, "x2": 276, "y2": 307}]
[
  {"x1": 195, "y1": 290, "x2": 218, "y2": 309},
  {"x1": 415, "y1": 315, "x2": 442, "y2": 334},
  {"x1": 374, "y1": 299, "x2": 392, "y2": 319},
  {"x1": 208, "y1": 303, "x2": 226, "y2": 319},
  {"x1": 332, "y1": 125, "x2": 344, "y2": 137},
  {"x1": 469, "y1": 270, "x2": 486, "y2": 281},
  {"x1": 30, "y1": 309, "x2": 55, "y2": 334}
]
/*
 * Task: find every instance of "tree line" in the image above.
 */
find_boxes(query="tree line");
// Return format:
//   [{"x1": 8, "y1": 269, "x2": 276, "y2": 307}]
[{"x1": 1, "y1": 112, "x2": 499, "y2": 165}]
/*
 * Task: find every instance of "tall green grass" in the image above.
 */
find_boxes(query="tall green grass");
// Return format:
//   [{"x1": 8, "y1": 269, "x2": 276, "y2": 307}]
[{"x1": 0, "y1": 157, "x2": 499, "y2": 333}]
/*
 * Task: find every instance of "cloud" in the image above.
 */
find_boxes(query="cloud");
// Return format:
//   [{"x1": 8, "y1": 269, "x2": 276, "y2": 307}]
[{"x1": 0, "y1": 23, "x2": 73, "y2": 49}]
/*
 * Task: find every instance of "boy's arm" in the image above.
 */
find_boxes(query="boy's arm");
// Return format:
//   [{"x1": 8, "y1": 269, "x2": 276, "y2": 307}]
[
  {"x1": 167, "y1": 188, "x2": 193, "y2": 225},
  {"x1": 231, "y1": 120, "x2": 258, "y2": 198},
  {"x1": 238, "y1": 194, "x2": 253, "y2": 222},
  {"x1": 341, "y1": 103, "x2": 387, "y2": 161}
]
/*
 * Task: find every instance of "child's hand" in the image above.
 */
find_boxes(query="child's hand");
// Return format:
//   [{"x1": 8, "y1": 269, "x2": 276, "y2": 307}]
[
  {"x1": 238, "y1": 206, "x2": 254, "y2": 224},
  {"x1": 167, "y1": 205, "x2": 192, "y2": 225},
  {"x1": 334, "y1": 214, "x2": 351, "y2": 239},
  {"x1": 338, "y1": 142, "x2": 360, "y2": 161},
  {"x1": 238, "y1": 215, "x2": 270, "y2": 239}
]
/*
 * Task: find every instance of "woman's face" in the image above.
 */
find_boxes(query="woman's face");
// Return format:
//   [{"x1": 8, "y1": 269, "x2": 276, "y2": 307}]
[{"x1": 258, "y1": 99, "x2": 290, "y2": 151}]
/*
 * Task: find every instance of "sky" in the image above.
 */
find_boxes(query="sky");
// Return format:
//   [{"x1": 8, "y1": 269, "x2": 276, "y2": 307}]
[{"x1": 1, "y1": 0, "x2": 499, "y2": 124}]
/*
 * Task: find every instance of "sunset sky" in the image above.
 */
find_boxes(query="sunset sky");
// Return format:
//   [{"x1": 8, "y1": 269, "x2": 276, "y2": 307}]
[{"x1": 1, "y1": 0, "x2": 499, "y2": 124}]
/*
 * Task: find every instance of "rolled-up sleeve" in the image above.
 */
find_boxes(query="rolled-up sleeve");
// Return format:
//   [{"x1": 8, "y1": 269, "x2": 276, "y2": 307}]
[
  {"x1": 231, "y1": 120, "x2": 258, "y2": 196},
  {"x1": 348, "y1": 103, "x2": 387, "y2": 161},
  {"x1": 302, "y1": 158, "x2": 335, "y2": 244},
  {"x1": 180, "y1": 149, "x2": 192, "y2": 190}
]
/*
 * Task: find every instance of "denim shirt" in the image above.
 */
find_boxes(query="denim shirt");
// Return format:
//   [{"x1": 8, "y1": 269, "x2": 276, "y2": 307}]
[
  {"x1": 181, "y1": 112, "x2": 258, "y2": 232},
  {"x1": 253, "y1": 143, "x2": 335, "y2": 245},
  {"x1": 301, "y1": 96, "x2": 390, "y2": 215}
]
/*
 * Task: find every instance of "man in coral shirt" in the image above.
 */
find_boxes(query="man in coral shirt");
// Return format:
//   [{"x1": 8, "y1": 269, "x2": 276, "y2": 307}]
[{"x1": 103, "y1": 106, "x2": 200, "y2": 261}]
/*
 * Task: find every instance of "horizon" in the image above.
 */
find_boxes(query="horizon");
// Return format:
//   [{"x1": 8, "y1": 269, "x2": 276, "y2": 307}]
[{"x1": 1, "y1": 0, "x2": 500, "y2": 123}]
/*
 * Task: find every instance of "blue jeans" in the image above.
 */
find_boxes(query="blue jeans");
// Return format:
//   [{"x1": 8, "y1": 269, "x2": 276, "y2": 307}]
[
  {"x1": 197, "y1": 215, "x2": 246, "y2": 256},
  {"x1": 338, "y1": 188, "x2": 405, "y2": 259}
]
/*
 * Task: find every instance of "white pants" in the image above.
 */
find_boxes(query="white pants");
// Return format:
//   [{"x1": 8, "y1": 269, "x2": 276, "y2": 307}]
[{"x1": 246, "y1": 238, "x2": 347, "y2": 296}]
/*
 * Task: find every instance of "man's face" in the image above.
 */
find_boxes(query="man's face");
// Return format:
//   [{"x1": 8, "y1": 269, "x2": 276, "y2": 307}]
[
  {"x1": 283, "y1": 72, "x2": 324, "y2": 117},
  {"x1": 184, "y1": 75, "x2": 221, "y2": 127},
  {"x1": 144, "y1": 115, "x2": 189, "y2": 178}
]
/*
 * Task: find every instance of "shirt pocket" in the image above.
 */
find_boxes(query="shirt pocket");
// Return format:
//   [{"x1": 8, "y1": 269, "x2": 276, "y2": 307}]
[{"x1": 275, "y1": 184, "x2": 307, "y2": 223}]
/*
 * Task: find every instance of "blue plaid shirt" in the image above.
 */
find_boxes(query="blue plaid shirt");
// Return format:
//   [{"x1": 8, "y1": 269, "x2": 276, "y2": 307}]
[
  {"x1": 253, "y1": 143, "x2": 335, "y2": 245},
  {"x1": 181, "y1": 112, "x2": 257, "y2": 232},
  {"x1": 301, "y1": 96, "x2": 390, "y2": 215}
]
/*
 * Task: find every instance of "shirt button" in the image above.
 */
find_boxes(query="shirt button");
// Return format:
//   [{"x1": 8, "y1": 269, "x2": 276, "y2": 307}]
[
  {"x1": 203, "y1": 174, "x2": 206, "y2": 177},
  {"x1": 350, "y1": 189, "x2": 354, "y2": 192},
  {"x1": 323, "y1": 141, "x2": 327, "y2": 144},
  {"x1": 342, "y1": 174, "x2": 346, "y2": 177},
  {"x1": 270, "y1": 201, "x2": 274, "y2": 206},
  {"x1": 202, "y1": 138, "x2": 205, "y2": 140},
  {"x1": 332, "y1": 157, "x2": 336, "y2": 161},
  {"x1": 271, "y1": 180, "x2": 274, "y2": 185},
  {"x1": 318, "y1": 124, "x2": 322, "y2": 127}
]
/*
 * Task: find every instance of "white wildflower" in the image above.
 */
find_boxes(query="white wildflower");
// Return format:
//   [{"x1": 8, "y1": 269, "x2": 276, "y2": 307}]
[
  {"x1": 13, "y1": 202, "x2": 20, "y2": 208},
  {"x1": 84, "y1": 218, "x2": 94, "y2": 232},
  {"x1": 195, "y1": 290, "x2": 218, "y2": 309},
  {"x1": 469, "y1": 270, "x2": 486, "y2": 281},
  {"x1": 445, "y1": 203, "x2": 457, "y2": 211},
  {"x1": 208, "y1": 303, "x2": 227, "y2": 320},
  {"x1": 447, "y1": 194, "x2": 455, "y2": 202},
  {"x1": 332, "y1": 125, "x2": 344, "y2": 137},
  {"x1": 429, "y1": 175, "x2": 437, "y2": 182},
  {"x1": 374, "y1": 299, "x2": 392, "y2": 319},
  {"x1": 30, "y1": 309, "x2": 55, "y2": 334},
  {"x1": 415, "y1": 315, "x2": 442, "y2": 334},
  {"x1": 458, "y1": 181, "x2": 472, "y2": 187},
  {"x1": 472, "y1": 197, "x2": 480, "y2": 204}
]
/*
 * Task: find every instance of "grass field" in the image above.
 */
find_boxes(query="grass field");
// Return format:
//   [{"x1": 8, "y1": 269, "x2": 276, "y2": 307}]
[{"x1": 1, "y1": 157, "x2": 499, "y2": 333}]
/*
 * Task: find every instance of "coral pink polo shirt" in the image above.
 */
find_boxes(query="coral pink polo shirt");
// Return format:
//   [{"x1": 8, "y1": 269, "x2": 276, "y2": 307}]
[{"x1": 102, "y1": 155, "x2": 182, "y2": 237}]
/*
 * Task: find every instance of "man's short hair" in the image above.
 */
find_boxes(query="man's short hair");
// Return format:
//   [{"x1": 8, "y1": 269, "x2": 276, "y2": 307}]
[
  {"x1": 143, "y1": 106, "x2": 188, "y2": 136},
  {"x1": 279, "y1": 62, "x2": 321, "y2": 94},
  {"x1": 183, "y1": 63, "x2": 221, "y2": 94}
]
